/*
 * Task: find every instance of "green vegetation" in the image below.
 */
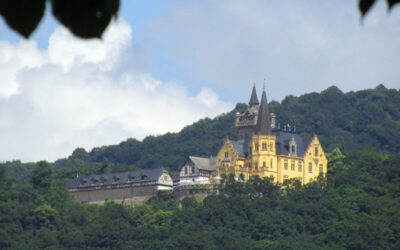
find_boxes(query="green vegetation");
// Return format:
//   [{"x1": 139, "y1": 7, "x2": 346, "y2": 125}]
[
  {"x1": 2, "y1": 85, "x2": 400, "y2": 182},
  {"x1": 1, "y1": 150, "x2": 399, "y2": 249},
  {"x1": 1, "y1": 85, "x2": 399, "y2": 248}
]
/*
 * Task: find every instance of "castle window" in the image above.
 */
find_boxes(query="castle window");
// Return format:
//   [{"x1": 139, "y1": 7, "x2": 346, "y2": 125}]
[
  {"x1": 291, "y1": 145, "x2": 296, "y2": 154},
  {"x1": 308, "y1": 163, "x2": 313, "y2": 173},
  {"x1": 225, "y1": 152, "x2": 228, "y2": 158},
  {"x1": 319, "y1": 164, "x2": 323, "y2": 174},
  {"x1": 298, "y1": 162, "x2": 302, "y2": 172},
  {"x1": 269, "y1": 143, "x2": 273, "y2": 151},
  {"x1": 315, "y1": 147, "x2": 319, "y2": 157},
  {"x1": 284, "y1": 159, "x2": 288, "y2": 170},
  {"x1": 255, "y1": 163, "x2": 258, "y2": 170},
  {"x1": 192, "y1": 166, "x2": 195, "y2": 174},
  {"x1": 263, "y1": 161, "x2": 266, "y2": 167},
  {"x1": 255, "y1": 143, "x2": 259, "y2": 151},
  {"x1": 262, "y1": 143, "x2": 267, "y2": 150},
  {"x1": 291, "y1": 160, "x2": 295, "y2": 171}
]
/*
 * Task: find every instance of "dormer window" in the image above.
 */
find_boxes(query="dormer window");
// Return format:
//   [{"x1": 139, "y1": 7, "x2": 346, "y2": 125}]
[
  {"x1": 100, "y1": 176, "x2": 107, "y2": 184},
  {"x1": 225, "y1": 152, "x2": 228, "y2": 158},
  {"x1": 80, "y1": 178, "x2": 87, "y2": 186},
  {"x1": 112, "y1": 176, "x2": 120, "y2": 183},
  {"x1": 127, "y1": 175, "x2": 135, "y2": 182},
  {"x1": 289, "y1": 136, "x2": 297, "y2": 156}
]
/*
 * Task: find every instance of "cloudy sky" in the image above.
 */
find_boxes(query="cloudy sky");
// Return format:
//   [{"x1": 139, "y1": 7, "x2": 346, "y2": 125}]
[{"x1": 0, "y1": 0, "x2": 399, "y2": 162}]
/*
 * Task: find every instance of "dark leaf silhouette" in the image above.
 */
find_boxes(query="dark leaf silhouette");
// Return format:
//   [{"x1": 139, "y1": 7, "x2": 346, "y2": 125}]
[
  {"x1": 51, "y1": 0, "x2": 119, "y2": 39},
  {"x1": 359, "y1": 0, "x2": 376, "y2": 17},
  {"x1": 388, "y1": 0, "x2": 400, "y2": 10},
  {"x1": 0, "y1": 0, "x2": 46, "y2": 38}
]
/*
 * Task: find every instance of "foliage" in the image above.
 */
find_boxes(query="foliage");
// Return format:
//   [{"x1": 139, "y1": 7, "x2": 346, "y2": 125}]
[
  {"x1": 0, "y1": 0, "x2": 119, "y2": 39},
  {"x1": 359, "y1": 0, "x2": 400, "y2": 17},
  {"x1": 55, "y1": 85, "x2": 400, "y2": 173},
  {"x1": 1, "y1": 149, "x2": 399, "y2": 249},
  {"x1": 3, "y1": 85, "x2": 400, "y2": 183}
]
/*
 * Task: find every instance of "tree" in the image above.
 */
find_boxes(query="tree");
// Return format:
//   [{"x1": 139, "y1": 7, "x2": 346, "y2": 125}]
[
  {"x1": 0, "y1": 0, "x2": 119, "y2": 39},
  {"x1": 1, "y1": 1, "x2": 398, "y2": 40},
  {"x1": 30, "y1": 161, "x2": 53, "y2": 189},
  {"x1": 359, "y1": 0, "x2": 400, "y2": 18}
]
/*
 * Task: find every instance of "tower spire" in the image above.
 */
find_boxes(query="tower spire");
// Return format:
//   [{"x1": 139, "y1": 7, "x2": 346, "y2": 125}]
[
  {"x1": 254, "y1": 87, "x2": 271, "y2": 135},
  {"x1": 249, "y1": 83, "x2": 259, "y2": 107}
]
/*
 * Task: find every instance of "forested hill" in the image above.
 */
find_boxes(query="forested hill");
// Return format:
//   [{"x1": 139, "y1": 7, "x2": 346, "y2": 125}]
[
  {"x1": 271, "y1": 84, "x2": 400, "y2": 153},
  {"x1": 3, "y1": 85, "x2": 400, "y2": 180}
]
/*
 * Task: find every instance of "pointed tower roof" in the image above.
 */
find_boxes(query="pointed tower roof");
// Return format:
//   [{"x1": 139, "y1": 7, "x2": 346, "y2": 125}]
[
  {"x1": 249, "y1": 84, "x2": 259, "y2": 107},
  {"x1": 254, "y1": 89, "x2": 271, "y2": 135}
]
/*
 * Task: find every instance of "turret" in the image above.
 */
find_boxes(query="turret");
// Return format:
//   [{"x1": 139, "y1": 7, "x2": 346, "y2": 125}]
[
  {"x1": 249, "y1": 84, "x2": 259, "y2": 107},
  {"x1": 254, "y1": 88, "x2": 271, "y2": 135}
]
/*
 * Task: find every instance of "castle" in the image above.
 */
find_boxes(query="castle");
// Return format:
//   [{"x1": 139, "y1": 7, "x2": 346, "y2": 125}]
[
  {"x1": 67, "y1": 85, "x2": 327, "y2": 204},
  {"x1": 215, "y1": 85, "x2": 327, "y2": 184}
]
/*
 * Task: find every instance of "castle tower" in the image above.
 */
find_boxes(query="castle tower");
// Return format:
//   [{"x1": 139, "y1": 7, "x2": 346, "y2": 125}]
[
  {"x1": 235, "y1": 84, "x2": 260, "y2": 141},
  {"x1": 248, "y1": 87, "x2": 277, "y2": 178},
  {"x1": 254, "y1": 89, "x2": 271, "y2": 135}
]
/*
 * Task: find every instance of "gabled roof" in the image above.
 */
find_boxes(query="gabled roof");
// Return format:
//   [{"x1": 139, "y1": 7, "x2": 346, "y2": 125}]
[
  {"x1": 275, "y1": 131, "x2": 311, "y2": 157},
  {"x1": 66, "y1": 168, "x2": 167, "y2": 189},
  {"x1": 254, "y1": 90, "x2": 271, "y2": 135},
  {"x1": 189, "y1": 156, "x2": 216, "y2": 171},
  {"x1": 229, "y1": 140, "x2": 248, "y2": 158}
]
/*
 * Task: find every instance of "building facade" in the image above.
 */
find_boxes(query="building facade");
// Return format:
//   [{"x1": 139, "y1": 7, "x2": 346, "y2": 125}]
[
  {"x1": 66, "y1": 168, "x2": 173, "y2": 205},
  {"x1": 173, "y1": 156, "x2": 216, "y2": 186},
  {"x1": 216, "y1": 86, "x2": 327, "y2": 184}
]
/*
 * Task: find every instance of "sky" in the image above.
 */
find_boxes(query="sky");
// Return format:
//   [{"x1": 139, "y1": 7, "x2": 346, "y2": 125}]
[{"x1": 0, "y1": 0, "x2": 399, "y2": 162}]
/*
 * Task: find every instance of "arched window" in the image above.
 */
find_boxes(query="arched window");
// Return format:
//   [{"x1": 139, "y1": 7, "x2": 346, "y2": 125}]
[{"x1": 262, "y1": 142, "x2": 267, "y2": 150}]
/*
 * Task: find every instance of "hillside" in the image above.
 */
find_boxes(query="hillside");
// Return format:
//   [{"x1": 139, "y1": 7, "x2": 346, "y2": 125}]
[
  {"x1": 57, "y1": 85, "x2": 400, "y2": 171},
  {"x1": 1, "y1": 150, "x2": 399, "y2": 249},
  {"x1": 3, "y1": 85, "x2": 400, "y2": 181}
]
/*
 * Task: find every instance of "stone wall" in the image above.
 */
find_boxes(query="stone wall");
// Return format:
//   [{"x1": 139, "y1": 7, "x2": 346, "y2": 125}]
[
  {"x1": 172, "y1": 184, "x2": 217, "y2": 202},
  {"x1": 70, "y1": 185, "x2": 158, "y2": 205}
]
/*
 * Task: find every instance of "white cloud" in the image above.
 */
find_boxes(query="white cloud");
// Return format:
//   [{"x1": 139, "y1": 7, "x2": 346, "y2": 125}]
[
  {"x1": 0, "y1": 19, "x2": 233, "y2": 162},
  {"x1": 151, "y1": 0, "x2": 400, "y2": 101}
]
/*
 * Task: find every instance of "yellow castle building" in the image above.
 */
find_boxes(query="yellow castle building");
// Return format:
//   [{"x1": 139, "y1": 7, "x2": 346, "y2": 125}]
[{"x1": 216, "y1": 86, "x2": 327, "y2": 184}]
